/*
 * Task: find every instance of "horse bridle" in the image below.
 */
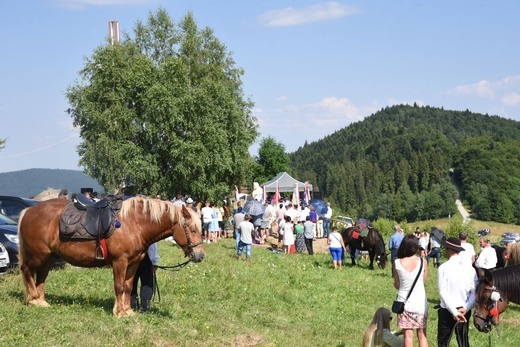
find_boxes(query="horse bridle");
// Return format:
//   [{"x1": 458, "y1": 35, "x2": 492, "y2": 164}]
[
  {"x1": 181, "y1": 219, "x2": 204, "y2": 259},
  {"x1": 474, "y1": 285, "x2": 502, "y2": 333}
]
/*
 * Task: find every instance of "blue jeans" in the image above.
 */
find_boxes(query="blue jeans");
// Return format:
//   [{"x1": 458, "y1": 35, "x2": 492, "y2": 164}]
[
  {"x1": 234, "y1": 228, "x2": 240, "y2": 249},
  {"x1": 237, "y1": 240, "x2": 252, "y2": 258},
  {"x1": 428, "y1": 247, "x2": 441, "y2": 266},
  {"x1": 323, "y1": 218, "x2": 331, "y2": 237}
]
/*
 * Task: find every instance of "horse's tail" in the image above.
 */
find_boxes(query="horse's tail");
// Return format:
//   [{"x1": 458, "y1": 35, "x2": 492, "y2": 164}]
[{"x1": 17, "y1": 208, "x2": 31, "y2": 302}]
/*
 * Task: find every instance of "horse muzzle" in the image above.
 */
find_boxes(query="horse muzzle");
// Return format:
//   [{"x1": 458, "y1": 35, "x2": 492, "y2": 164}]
[
  {"x1": 190, "y1": 248, "x2": 206, "y2": 263},
  {"x1": 474, "y1": 320, "x2": 492, "y2": 333},
  {"x1": 474, "y1": 313, "x2": 494, "y2": 333}
]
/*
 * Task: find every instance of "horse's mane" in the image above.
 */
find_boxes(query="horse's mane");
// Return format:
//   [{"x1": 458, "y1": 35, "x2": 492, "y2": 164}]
[
  {"x1": 507, "y1": 243, "x2": 520, "y2": 265},
  {"x1": 477, "y1": 264, "x2": 520, "y2": 305},
  {"x1": 120, "y1": 196, "x2": 184, "y2": 224}
]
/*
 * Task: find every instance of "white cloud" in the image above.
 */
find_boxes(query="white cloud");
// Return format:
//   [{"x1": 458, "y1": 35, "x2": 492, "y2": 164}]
[
  {"x1": 271, "y1": 96, "x2": 369, "y2": 128},
  {"x1": 451, "y1": 80, "x2": 495, "y2": 98},
  {"x1": 258, "y1": 2, "x2": 359, "y2": 27},
  {"x1": 276, "y1": 95, "x2": 289, "y2": 101},
  {"x1": 449, "y1": 75, "x2": 520, "y2": 102},
  {"x1": 255, "y1": 96, "x2": 379, "y2": 151},
  {"x1": 502, "y1": 92, "x2": 520, "y2": 106}
]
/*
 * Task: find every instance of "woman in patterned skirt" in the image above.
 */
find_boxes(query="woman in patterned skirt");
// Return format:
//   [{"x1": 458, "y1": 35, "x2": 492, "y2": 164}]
[{"x1": 393, "y1": 234, "x2": 429, "y2": 347}]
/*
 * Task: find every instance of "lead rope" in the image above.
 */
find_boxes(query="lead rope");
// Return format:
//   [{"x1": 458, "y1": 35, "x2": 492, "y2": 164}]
[
  {"x1": 495, "y1": 324, "x2": 502, "y2": 339},
  {"x1": 151, "y1": 260, "x2": 191, "y2": 305}
]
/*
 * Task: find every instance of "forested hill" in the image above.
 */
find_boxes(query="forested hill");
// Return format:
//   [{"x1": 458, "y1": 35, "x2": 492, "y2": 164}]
[
  {"x1": 290, "y1": 104, "x2": 520, "y2": 224},
  {"x1": 0, "y1": 169, "x2": 104, "y2": 198}
]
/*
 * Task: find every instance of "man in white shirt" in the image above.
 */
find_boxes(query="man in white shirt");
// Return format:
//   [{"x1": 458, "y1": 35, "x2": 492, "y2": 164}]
[
  {"x1": 437, "y1": 237, "x2": 477, "y2": 347},
  {"x1": 323, "y1": 202, "x2": 332, "y2": 238},
  {"x1": 459, "y1": 232, "x2": 476, "y2": 266},
  {"x1": 475, "y1": 237, "x2": 497, "y2": 270},
  {"x1": 299, "y1": 204, "x2": 310, "y2": 222},
  {"x1": 285, "y1": 204, "x2": 297, "y2": 222},
  {"x1": 201, "y1": 200, "x2": 213, "y2": 244}
]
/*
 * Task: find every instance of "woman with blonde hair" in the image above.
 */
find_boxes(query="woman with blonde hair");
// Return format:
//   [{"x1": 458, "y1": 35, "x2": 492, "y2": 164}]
[{"x1": 362, "y1": 307, "x2": 404, "y2": 347}]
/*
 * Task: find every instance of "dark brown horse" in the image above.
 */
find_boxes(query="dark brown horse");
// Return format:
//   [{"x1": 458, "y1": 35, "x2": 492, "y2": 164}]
[
  {"x1": 18, "y1": 196, "x2": 205, "y2": 317},
  {"x1": 341, "y1": 226, "x2": 387, "y2": 270},
  {"x1": 474, "y1": 264, "x2": 520, "y2": 333}
]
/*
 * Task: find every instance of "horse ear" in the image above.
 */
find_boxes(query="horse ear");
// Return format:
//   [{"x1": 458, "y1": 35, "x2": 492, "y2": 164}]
[
  {"x1": 180, "y1": 205, "x2": 192, "y2": 219},
  {"x1": 476, "y1": 267, "x2": 493, "y2": 283},
  {"x1": 483, "y1": 268, "x2": 493, "y2": 284}
]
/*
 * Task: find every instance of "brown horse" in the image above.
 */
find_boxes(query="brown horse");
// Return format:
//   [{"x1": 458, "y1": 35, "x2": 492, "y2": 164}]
[
  {"x1": 473, "y1": 264, "x2": 520, "y2": 333},
  {"x1": 18, "y1": 196, "x2": 205, "y2": 317}
]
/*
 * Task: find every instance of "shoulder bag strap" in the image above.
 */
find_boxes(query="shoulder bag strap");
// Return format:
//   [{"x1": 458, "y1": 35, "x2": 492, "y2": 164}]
[{"x1": 404, "y1": 258, "x2": 423, "y2": 301}]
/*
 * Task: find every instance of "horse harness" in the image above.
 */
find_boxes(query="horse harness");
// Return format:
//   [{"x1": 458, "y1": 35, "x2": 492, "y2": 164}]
[
  {"x1": 181, "y1": 218, "x2": 204, "y2": 260},
  {"x1": 474, "y1": 285, "x2": 504, "y2": 338}
]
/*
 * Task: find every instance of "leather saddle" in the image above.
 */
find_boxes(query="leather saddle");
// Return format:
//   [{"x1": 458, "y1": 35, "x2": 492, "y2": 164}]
[
  {"x1": 74, "y1": 193, "x2": 113, "y2": 234},
  {"x1": 59, "y1": 193, "x2": 123, "y2": 260}
]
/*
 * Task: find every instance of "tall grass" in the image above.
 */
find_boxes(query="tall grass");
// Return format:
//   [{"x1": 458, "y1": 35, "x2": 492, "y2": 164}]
[{"x1": 1, "y1": 238, "x2": 518, "y2": 346}]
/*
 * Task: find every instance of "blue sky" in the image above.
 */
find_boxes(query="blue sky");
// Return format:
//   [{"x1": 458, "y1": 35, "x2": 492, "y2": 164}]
[{"x1": 1, "y1": 0, "x2": 519, "y2": 173}]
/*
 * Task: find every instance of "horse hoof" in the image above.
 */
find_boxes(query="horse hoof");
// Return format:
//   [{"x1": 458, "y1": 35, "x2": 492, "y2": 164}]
[
  {"x1": 28, "y1": 299, "x2": 50, "y2": 308},
  {"x1": 114, "y1": 308, "x2": 135, "y2": 318}
]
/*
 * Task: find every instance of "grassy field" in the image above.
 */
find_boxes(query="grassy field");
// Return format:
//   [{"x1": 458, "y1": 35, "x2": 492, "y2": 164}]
[{"x1": 1, "y1": 236, "x2": 519, "y2": 347}]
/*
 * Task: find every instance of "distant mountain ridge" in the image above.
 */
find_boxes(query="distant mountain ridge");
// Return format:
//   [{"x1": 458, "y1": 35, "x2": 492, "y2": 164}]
[{"x1": 0, "y1": 169, "x2": 104, "y2": 198}]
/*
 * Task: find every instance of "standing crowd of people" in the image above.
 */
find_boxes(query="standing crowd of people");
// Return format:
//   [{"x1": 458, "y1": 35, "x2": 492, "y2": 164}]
[{"x1": 232, "y1": 196, "x2": 335, "y2": 261}]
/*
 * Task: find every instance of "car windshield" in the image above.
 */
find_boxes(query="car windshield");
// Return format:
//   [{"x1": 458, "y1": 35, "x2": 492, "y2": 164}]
[{"x1": 0, "y1": 213, "x2": 17, "y2": 225}]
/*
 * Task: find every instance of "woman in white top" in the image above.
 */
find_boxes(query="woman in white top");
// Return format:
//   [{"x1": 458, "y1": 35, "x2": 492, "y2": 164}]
[
  {"x1": 418, "y1": 230, "x2": 429, "y2": 260},
  {"x1": 393, "y1": 234, "x2": 429, "y2": 347},
  {"x1": 328, "y1": 226, "x2": 347, "y2": 269}
]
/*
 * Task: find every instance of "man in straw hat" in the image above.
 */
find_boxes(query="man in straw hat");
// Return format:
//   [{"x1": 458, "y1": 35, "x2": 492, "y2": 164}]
[{"x1": 437, "y1": 237, "x2": 477, "y2": 347}]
